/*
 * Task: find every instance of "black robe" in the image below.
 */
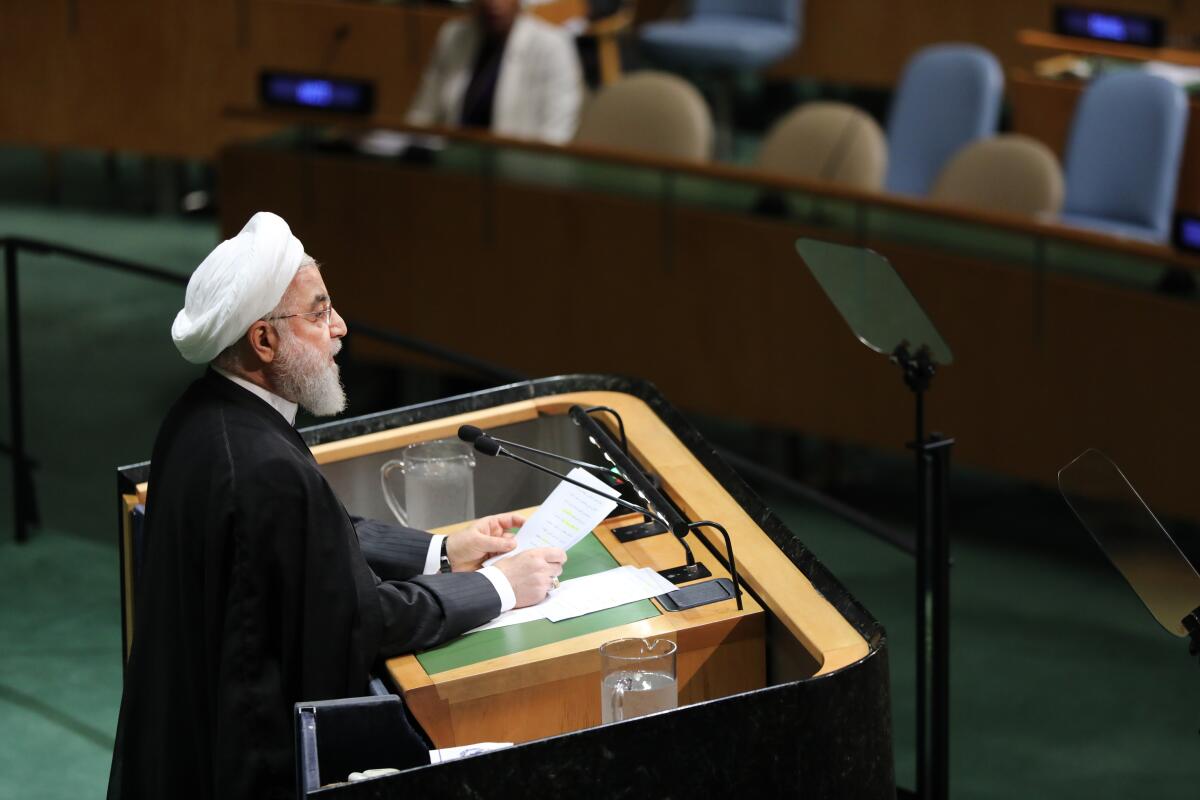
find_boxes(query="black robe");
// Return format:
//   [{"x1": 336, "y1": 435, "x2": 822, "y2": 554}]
[{"x1": 108, "y1": 371, "x2": 499, "y2": 799}]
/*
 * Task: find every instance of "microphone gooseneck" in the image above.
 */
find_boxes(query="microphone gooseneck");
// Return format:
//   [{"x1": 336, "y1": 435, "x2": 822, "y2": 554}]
[
  {"x1": 458, "y1": 424, "x2": 625, "y2": 487},
  {"x1": 471, "y1": 436, "x2": 654, "y2": 519}
]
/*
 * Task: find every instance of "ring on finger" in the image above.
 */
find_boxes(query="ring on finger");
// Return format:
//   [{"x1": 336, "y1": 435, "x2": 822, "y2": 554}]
[{"x1": 550, "y1": 576, "x2": 560, "y2": 590}]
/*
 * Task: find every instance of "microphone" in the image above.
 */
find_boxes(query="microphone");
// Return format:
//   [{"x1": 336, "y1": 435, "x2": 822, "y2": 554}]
[
  {"x1": 471, "y1": 435, "x2": 658, "y2": 520},
  {"x1": 458, "y1": 425, "x2": 625, "y2": 488}
]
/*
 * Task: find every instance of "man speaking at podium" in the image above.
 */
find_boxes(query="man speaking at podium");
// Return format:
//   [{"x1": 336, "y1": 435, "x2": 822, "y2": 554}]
[{"x1": 108, "y1": 212, "x2": 567, "y2": 799}]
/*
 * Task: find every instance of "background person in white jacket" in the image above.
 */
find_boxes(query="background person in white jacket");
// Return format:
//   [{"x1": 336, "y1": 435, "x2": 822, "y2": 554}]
[{"x1": 406, "y1": 0, "x2": 584, "y2": 145}]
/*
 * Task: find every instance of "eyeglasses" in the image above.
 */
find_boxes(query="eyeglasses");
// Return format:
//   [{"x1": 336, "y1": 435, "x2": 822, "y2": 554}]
[{"x1": 265, "y1": 305, "x2": 335, "y2": 326}]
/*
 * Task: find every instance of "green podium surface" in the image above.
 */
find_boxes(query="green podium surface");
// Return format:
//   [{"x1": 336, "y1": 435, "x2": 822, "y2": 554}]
[{"x1": 415, "y1": 532, "x2": 661, "y2": 675}]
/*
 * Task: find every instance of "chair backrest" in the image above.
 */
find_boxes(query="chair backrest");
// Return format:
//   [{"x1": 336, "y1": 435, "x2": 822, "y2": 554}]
[
  {"x1": 755, "y1": 101, "x2": 887, "y2": 191},
  {"x1": 930, "y1": 134, "x2": 1064, "y2": 217},
  {"x1": 693, "y1": 0, "x2": 799, "y2": 26},
  {"x1": 884, "y1": 44, "x2": 1003, "y2": 196},
  {"x1": 573, "y1": 71, "x2": 713, "y2": 162},
  {"x1": 1061, "y1": 70, "x2": 1188, "y2": 239}
]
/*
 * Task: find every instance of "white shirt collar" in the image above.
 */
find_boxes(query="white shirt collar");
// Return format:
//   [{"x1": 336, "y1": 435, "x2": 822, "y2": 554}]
[{"x1": 212, "y1": 366, "x2": 298, "y2": 426}]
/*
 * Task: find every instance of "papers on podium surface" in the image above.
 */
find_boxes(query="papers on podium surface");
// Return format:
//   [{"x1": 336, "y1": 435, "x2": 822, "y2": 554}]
[
  {"x1": 544, "y1": 565, "x2": 676, "y2": 623},
  {"x1": 465, "y1": 566, "x2": 677, "y2": 634},
  {"x1": 483, "y1": 467, "x2": 620, "y2": 567}
]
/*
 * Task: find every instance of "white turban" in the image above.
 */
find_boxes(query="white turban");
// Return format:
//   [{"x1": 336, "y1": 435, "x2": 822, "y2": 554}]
[{"x1": 171, "y1": 212, "x2": 305, "y2": 364}]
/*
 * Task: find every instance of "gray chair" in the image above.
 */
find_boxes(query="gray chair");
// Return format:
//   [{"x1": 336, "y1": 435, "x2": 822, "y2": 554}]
[
  {"x1": 573, "y1": 71, "x2": 713, "y2": 162},
  {"x1": 930, "y1": 134, "x2": 1064, "y2": 217},
  {"x1": 755, "y1": 101, "x2": 887, "y2": 191}
]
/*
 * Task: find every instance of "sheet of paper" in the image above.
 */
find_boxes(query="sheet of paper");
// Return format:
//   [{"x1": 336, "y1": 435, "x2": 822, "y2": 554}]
[
  {"x1": 428, "y1": 742, "x2": 512, "y2": 765},
  {"x1": 462, "y1": 565, "x2": 677, "y2": 634},
  {"x1": 462, "y1": 603, "x2": 548, "y2": 634},
  {"x1": 544, "y1": 565, "x2": 677, "y2": 623},
  {"x1": 483, "y1": 467, "x2": 619, "y2": 567}
]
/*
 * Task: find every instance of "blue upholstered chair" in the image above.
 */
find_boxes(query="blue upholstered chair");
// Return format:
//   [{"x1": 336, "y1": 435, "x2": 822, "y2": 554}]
[
  {"x1": 637, "y1": 0, "x2": 802, "y2": 73},
  {"x1": 884, "y1": 44, "x2": 1003, "y2": 196},
  {"x1": 637, "y1": 1, "x2": 803, "y2": 156},
  {"x1": 1059, "y1": 71, "x2": 1189, "y2": 243}
]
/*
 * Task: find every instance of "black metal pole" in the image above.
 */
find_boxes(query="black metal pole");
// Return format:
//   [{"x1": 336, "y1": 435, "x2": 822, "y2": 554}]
[
  {"x1": 930, "y1": 434, "x2": 953, "y2": 800},
  {"x1": 914, "y1": 385, "x2": 932, "y2": 800},
  {"x1": 5, "y1": 241, "x2": 29, "y2": 543}
]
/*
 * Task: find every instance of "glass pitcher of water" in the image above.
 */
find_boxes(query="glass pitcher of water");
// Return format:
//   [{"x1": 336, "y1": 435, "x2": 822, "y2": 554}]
[
  {"x1": 600, "y1": 637, "x2": 678, "y2": 724},
  {"x1": 379, "y1": 439, "x2": 476, "y2": 530}
]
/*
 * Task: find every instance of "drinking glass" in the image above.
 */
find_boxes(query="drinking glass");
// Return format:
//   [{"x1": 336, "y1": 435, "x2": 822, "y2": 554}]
[
  {"x1": 380, "y1": 439, "x2": 476, "y2": 530},
  {"x1": 600, "y1": 637, "x2": 678, "y2": 724}
]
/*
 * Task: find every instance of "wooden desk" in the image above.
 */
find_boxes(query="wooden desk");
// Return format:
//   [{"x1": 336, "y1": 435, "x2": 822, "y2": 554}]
[{"x1": 306, "y1": 388, "x2": 865, "y2": 745}]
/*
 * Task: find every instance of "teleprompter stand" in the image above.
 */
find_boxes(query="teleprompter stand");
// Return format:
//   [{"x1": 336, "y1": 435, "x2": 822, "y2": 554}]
[
  {"x1": 797, "y1": 238, "x2": 955, "y2": 800},
  {"x1": 895, "y1": 342, "x2": 954, "y2": 800}
]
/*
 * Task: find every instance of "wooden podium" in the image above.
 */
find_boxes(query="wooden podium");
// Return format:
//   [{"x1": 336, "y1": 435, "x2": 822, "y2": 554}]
[{"x1": 117, "y1": 376, "x2": 894, "y2": 797}]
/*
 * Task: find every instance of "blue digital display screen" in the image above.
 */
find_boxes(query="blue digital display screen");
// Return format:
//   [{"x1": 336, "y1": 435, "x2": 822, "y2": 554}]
[
  {"x1": 1054, "y1": 6, "x2": 1164, "y2": 47},
  {"x1": 1173, "y1": 215, "x2": 1200, "y2": 252},
  {"x1": 259, "y1": 71, "x2": 375, "y2": 115}
]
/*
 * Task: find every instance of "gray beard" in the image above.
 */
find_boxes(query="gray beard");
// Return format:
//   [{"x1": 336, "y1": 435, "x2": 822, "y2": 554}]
[{"x1": 271, "y1": 327, "x2": 347, "y2": 417}]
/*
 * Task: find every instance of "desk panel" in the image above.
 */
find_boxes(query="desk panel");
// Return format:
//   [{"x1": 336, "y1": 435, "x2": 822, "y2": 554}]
[{"x1": 220, "y1": 134, "x2": 1200, "y2": 522}]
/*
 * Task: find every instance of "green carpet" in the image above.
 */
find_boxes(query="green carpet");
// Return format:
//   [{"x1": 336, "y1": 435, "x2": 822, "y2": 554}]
[{"x1": 0, "y1": 529, "x2": 122, "y2": 800}]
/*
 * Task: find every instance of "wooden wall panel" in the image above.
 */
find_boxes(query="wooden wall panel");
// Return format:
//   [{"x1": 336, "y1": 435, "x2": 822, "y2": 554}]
[
  {"x1": 0, "y1": 0, "x2": 457, "y2": 158},
  {"x1": 218, "y1": 142, "x2": 1200, "y2": 521},
  {"x1": 1036, "y1": 273, "x2": 1200, "y2": 516},
  {"x1": 0, "y1": 4, "x2": 73, "y2": 143}
]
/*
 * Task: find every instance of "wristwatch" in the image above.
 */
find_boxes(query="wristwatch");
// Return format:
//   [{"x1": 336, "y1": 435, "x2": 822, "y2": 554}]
[{"x1": 438, "y1": 538, "x2": 453, "y2": 574}]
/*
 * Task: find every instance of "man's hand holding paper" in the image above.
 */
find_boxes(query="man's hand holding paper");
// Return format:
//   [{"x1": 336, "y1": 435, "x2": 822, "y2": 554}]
[
  {"x1": 445, "y1": 512, "x2": 526, "y2": 571},
  {"x1": 494, "y1": 547, "x2": 568, "y2": 608},
  {"x1": 483, "y1": 468, "x2": 620, "y2": 567}
]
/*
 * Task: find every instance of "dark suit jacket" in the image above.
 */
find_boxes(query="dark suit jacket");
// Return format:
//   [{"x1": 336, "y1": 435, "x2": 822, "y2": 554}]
[{"x1": 108, "y1": 370, "x2": 498, "y2": 799}]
